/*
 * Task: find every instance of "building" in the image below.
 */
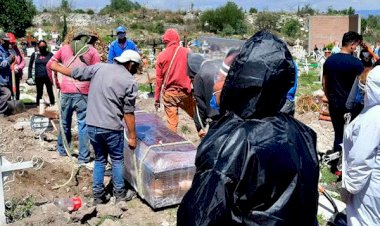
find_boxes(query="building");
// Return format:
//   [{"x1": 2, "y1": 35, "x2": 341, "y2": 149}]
[{"x1": 308, "y1": 15, "x2": 360, "y2": 53}]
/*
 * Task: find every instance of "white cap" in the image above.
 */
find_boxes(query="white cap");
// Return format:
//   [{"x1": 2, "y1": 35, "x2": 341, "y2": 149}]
[{"x1": 114, "y1": 50, "x2": 141, "y2": 64}]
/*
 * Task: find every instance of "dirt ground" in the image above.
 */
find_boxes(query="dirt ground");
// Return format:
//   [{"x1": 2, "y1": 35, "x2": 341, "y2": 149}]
[{"x1": 0, "y1": 70, "x2": 334, "y2": 225}]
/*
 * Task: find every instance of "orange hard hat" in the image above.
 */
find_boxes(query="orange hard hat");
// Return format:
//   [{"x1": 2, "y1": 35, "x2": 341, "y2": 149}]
[{"x1": 6, "y1": 33, "x2": 17, "y2": 44}]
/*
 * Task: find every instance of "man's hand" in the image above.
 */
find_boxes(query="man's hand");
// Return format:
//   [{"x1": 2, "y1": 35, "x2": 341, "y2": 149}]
[
  {"x1": 128, "y1": 137, "x2": 137, "y2": 150},
  {"x1": 154, "y1": 101, "x2": 160, "y2": 111},
  {"x1": 198, "y1": 129, "x2": 206, "y2": 138}
]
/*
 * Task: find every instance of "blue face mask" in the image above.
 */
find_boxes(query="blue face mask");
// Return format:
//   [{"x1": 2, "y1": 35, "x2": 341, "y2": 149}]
[
  {"x1": 210, "y1": 90, "x2": 221, "y2": 111},
  {"x1": 117, "y1": 33, "x2": 126, "y2": 40}
]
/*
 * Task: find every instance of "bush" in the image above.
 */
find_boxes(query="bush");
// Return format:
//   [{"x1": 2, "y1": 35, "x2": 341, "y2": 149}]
[
  {"x1": 255, "y1": 12, "x2": 280, "y2": 32},
  {"x1": 281, "y1": 19, "x2": 301, "y2": 38},
  {"x1": 99, "y1": 0, "x2": 141, "y2": 15},
  {"x1": 86, "y1": 9, "x2": 95, "y2": 15},
  {"x1": 199, "y1": 1, "x2": 246, "y2": 35}
]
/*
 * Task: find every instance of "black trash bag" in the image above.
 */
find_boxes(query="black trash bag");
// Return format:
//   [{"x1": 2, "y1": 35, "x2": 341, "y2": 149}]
[{"x1": 177, "y1": 31, "x2": 320, "y2": 226}]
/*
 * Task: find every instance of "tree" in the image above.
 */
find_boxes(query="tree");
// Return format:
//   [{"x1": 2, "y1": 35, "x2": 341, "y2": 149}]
[
  {"x1": 60, "y1": 0, "x2": 72, "y2": 13},
  {"x1": 249, "y1": 7, "x2": 258, "y2": 14},
  {"x1": 327, "y1": 6, "x2": 355, "y2": 15},
  {"x1": 199, "y1": 1, "x2": 246, "y2": 35},
  {"x1": 297, "y1": 4, "x2": 316, "y2": 16},
  {"x1": 255, "y1": 12, "x2": 280, "y2": 32},
  {"x1": 281, "y1": 19, "x2": 301, "y2": 38},
  {"x1": 99, "y1": 0, "x2": 141, "y2": 15},
  {"x1": 0, "y1": 0, "x2": 37, "y2": 37},
  {"x1": 62, "y1": 14, "x2": 67, "y2": 42}
]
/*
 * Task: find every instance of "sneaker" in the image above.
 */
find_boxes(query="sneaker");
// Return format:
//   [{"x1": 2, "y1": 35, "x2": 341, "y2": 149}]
[
  {"x1": 26, "y1": 78, "x2": 36, "y2": 86},
  {"x1": 115, "y1": 189, "x2": 136, "y2": 203}
]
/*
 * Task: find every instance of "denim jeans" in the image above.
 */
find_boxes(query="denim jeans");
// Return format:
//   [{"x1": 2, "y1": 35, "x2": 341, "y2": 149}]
[
  {"x1": 57, "y1": 93, "x2": 90, "y2": 163},
  {"x1": 87, "y1": 125, "x2": 125, "y2": 198}
]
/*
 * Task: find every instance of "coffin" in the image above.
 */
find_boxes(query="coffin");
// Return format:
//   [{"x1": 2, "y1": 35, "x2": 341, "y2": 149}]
[{"x1": 124, "y1": 111, "x2": 197, "y2": 209}]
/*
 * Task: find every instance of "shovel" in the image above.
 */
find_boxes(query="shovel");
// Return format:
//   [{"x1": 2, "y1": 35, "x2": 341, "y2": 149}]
[{"x1": 7, "y1": 63, "x2": 25, "y2": 114}]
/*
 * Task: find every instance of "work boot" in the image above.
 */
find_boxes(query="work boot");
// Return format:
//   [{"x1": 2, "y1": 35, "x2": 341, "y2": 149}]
[
  {"x1": 93, "y1": 192, "x2": 110, "y2": 205},
  {"x1": 115, "y1": 189, "x2": 136, "y2": 203}
]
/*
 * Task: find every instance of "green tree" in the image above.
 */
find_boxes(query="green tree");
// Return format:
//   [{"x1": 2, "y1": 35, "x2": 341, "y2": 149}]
[
  {"x1": 255, "y1": 12, "x2": 280, "y2": 31},
  {"x1": 62, "y1": 14, "x2": 67, "y2": 42},
  {"x1": 0, "y1": 0, "x2": 37, "y2": 37},
  {"x1": 86, "y1": 9, "x2": 95, "y2": 15},
  {"x1": 297, "y1": 4, "x2": 316, "y2": 16},
  {"x1": 327, "y1": 6, "x2": 355, "y2": 15},
  {"x1": 60, "y1": 0, "x2": 72, "y2": 13},
  {"x1": 199, "y1": 1, "x2": 246, "y2": 35},
  {"x1": 366, "y1": 15, "x2": 380, "y2": 30},
  {"x1": 281, "y1": 19, "x2": 301, "y2": 38},
  {"x1": 100, "y1": 0, "x2": 141, "y2": 15},
  {"x1": 249, "y1": 7, "x2": 258, "y2": 14}
]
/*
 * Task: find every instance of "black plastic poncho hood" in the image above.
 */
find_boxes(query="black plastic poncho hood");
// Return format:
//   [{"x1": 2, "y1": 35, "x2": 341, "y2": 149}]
[
  {"x1": 220, "y1": 31, "x2": 295, "y2": 119},
  {"x1": 178, "y1": 31, "x2": 319, "y2": 226}
]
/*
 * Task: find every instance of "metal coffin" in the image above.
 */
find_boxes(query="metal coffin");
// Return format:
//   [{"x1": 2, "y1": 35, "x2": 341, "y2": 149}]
[{"x1": 124, "y1": 111, "x2": 196, "y2": 209}]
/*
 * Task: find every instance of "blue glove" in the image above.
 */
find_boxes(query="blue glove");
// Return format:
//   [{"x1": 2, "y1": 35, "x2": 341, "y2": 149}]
[{"x1": 0, "y1": 60, "x2": 9, "y2": 67}]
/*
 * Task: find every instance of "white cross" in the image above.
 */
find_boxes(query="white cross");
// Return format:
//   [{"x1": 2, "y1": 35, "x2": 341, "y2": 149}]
[
  {"x1": 34, "y1": 28, "x2": 47, "y2": 41},
  {"x1": 0, "y1": 156, "x2": 33, "y2": 224}
]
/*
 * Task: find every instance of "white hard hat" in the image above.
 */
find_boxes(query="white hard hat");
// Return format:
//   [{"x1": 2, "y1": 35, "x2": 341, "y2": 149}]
[{"x1": 114, "y1": 50, "x2": 141, "y2": 64}]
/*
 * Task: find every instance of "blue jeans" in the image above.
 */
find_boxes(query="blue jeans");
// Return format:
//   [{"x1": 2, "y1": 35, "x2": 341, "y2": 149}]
[
  {"x1": 87, "y1": 126, "x2": 125, "y2": 197},
  {"x1": 57, "y1": 93, "x2": 90, "y2": 163}
]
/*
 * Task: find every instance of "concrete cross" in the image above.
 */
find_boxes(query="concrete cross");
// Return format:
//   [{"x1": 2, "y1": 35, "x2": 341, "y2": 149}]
[
  {"x1": 0, "y1": 156, "x2": 33, "y2": 224},
  {"x1": 34, "y1": 28, "x2": 47, "y2": 41}
]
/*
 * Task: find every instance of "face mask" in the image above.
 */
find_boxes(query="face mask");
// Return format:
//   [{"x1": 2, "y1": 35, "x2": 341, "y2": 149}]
[
  {"x1": 210, "y1": 90, "x2": 221, "y2": 111},
  {"x1": 117, "y1": 33, "x2": 126, "y2": 40},
  {"x1": 362, "y1": 52, "x2": 370, "y2": 58},
  {"x1": 39, "y1": 46, "x2": 47, "y2": 53}
]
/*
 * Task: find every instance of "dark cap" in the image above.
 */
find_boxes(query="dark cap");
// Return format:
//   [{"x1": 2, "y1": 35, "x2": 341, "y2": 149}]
[{"x1": 0, "y1": 31, "x2": 10, "y2": 41}]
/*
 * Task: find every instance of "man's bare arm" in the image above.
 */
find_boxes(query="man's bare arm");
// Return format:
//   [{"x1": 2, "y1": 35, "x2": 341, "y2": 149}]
[
  {"x1": 50, "y1": 61, "x2": 72, "y2": 76},
  {"x1": 124, "y1": 112, "x2": 137, "y2": 149}
]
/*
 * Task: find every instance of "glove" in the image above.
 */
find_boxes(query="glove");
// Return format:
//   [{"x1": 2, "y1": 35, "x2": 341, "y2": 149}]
[
  {"x1": 154, "y1": 101, "x2": 160, "y2": 111},
  {"x1": 0, "y1": 60, "x2": 9, "y2": 67}
]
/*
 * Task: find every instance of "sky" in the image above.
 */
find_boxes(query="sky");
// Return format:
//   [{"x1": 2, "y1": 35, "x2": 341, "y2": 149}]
[{"x1": 33, "y1": 0, "x2": 379, "y2": 12}]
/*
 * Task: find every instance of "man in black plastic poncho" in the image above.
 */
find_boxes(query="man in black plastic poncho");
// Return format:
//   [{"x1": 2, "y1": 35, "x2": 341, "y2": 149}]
[{"x1": 177, "y1": 31, "x2": 320, "y2": 226}]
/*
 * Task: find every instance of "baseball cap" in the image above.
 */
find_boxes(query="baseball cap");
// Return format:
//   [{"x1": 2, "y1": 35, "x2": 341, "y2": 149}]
[
  {"x1": 116, "y1": 26, "x2": 127, "y2": 34},
  {"x1": 6, "y1": 33, "x2": 17, "y2": 44},
  {"x1": 114, "y1": 50, "x2": 141, "y2": 64}
]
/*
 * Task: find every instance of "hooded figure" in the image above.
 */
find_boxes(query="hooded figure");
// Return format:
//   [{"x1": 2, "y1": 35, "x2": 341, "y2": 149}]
[
  {"x1": 177, "y1": 31, "x2": 319, "y2": 226},
  {"x1": 154, "y1": 28, "x2": 195, "y2": 132},
  {"x1": 343, "y1": 65, "x2": 380, "y2": 226}
]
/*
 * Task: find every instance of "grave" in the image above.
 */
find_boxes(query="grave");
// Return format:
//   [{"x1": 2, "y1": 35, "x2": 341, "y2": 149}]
[{"x1": 0, "y1": 156, "x2": 33, "y2": 224}]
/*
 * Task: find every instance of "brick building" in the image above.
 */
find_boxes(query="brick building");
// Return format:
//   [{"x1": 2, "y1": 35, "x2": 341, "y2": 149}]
[{"x1": 308, "y1": 15, "x2": 360, "y2": 53}]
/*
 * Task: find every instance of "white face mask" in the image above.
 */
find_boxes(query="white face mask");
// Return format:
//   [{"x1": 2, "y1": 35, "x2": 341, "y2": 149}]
[{"x1": 362, "y1": 52, "x2": 370, "y2": 58}]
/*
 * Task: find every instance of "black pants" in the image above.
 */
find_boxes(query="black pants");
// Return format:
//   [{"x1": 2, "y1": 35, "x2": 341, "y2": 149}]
[
  {"x1": 329, "y1": 104, "x2": 361, "y2": 152},
  {"x1": 0, "y1": 87, "x2": 11, "y2": 115},
  {"x1": 35, "y1": 76, "x2": 55, "y2": 105},
  {"x1": 328, "y1": 103, "x2": 361, "y2": 174}
]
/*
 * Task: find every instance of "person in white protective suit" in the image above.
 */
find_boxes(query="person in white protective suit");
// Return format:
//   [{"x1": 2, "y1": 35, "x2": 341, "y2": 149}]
[{"x1": 342, "y1": 64, "x2": 380, "y2": 226}]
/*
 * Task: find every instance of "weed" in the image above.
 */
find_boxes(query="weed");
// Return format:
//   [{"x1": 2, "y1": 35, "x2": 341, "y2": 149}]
[
  {"x1": 5, "y1": 196, "x2": 35, "y2": 223},
  {"x1": 180, "y1": 125, "x2": 191, "y2": 134},
  {"x1": 97, "y1": 215, "x2": 118, "y2": 225},
  {"x1": 320, "y1": 166, "x2": 338, "y2": 184},
  {"x1": 138, "y1": 84, "x2": 152, "y2": 93},
  {"x1": 317, "y1": 214, "x2": 326, "y2": 226}
]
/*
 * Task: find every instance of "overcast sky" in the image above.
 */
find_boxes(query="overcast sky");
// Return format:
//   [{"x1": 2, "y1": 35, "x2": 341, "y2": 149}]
[{"x1": 33, "y1": 0, "x2": 379, "y2": 11}]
